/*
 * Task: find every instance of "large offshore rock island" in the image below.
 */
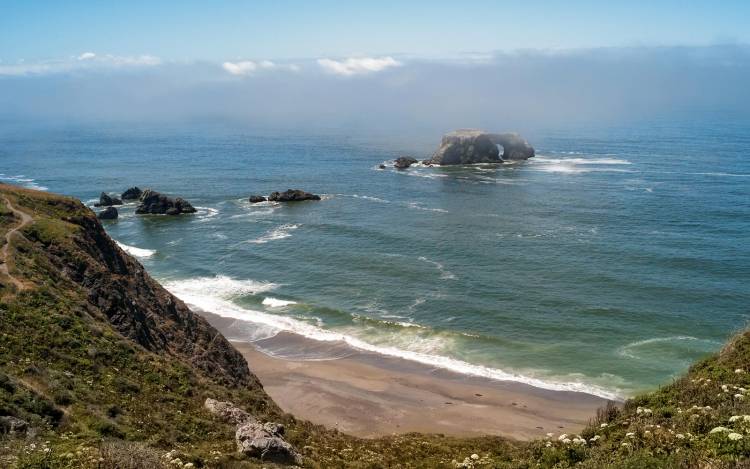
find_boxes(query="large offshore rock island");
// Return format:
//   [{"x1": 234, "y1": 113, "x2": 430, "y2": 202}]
[
  {"x1": 1, "y1": 183, "x2": 749, "y2": 468},
  {"x1": 429, "y1": 129, "x2": 535, "y2": 165}
]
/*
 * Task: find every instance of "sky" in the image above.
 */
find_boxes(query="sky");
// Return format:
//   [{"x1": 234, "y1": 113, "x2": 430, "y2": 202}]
[
  {"x1": 2, "y1": 0, "x2": 749, "y2": 62},
  {"x1": 1, "y1": 1, "x2": 749, "y2": 129}
]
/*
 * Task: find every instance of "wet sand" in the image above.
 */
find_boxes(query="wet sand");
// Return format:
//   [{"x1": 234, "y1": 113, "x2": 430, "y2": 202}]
[{"x1": 202, "y1": 311, "x2": 611, "y2": 440}]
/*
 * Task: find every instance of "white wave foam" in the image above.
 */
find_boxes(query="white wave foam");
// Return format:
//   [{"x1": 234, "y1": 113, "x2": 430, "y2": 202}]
[
  {"x1": 531, "y1": 156, "x2": 633, "y2": 174},
  {"x1": 262, "y1": 297, "x2": 298, "y2": 308},
  {"x1": 115, "y1": 241, "x2": 156, "y2": 258},
  {"x1": 407, "y1": 202, "x2": 449, "y2": 213},
  {"x1": 195, "y1": 206, "x2": 219, "y2": 222},
  {"x1": 247, "y1": 224, "x2": 299, "y2": 244},
  {"x1": 618, "y1": 336, "x2": 720, "y2": 360},
  {"x1": 164, "y1": 275, "x2": 620, "y2": 399},
  {"x1": 0, "y1": 174, "x2": 48, "y2": 191},
  {"x1": 340, "y1": 194, "x2": 391, "y2": 204},
  {"x1": 418, "y1": 256, "x2": 457, "y2": 280},
  {"x1": 164, "y1": 275, "x2": 277, "y2": 300}
]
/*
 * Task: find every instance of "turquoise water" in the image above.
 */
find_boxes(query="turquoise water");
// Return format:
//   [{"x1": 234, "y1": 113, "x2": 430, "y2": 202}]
[{"x1": 2, "y1": 117, "x2": 749, "y2": 398}]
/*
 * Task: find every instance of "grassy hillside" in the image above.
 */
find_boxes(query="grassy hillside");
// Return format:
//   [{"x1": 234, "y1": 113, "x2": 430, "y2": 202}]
[{"x1": 0, "y1": 184, "x2": 748, "y2": 468}]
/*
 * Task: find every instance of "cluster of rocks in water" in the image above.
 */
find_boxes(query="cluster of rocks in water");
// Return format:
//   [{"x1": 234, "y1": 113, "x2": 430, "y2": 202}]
[
  {"x1": 204, "y1": 398, "x2": 302, "y2": 465},
  {"x1": 385, "y1": 129, "x2": 535, "y2": 169},
  {"x1": 95, "y1": 186, "x2": 196, "y2": 220},
  {"x1": 248, "y1": 189, "x2": 321, "y2": 204}
]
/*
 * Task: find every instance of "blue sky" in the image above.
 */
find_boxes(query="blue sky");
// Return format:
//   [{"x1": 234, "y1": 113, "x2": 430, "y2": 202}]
[{"x1": 2, "y1": 0, "x2": 749, "y2": 62}]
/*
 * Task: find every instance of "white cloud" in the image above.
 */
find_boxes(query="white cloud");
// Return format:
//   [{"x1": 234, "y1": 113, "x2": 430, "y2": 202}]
[
  {"x1": 317, "y1": 56, "x2": 402, "y2": 76},
  {"x1": 0, "y1": 53, "x2": 161, "y2": 76},
  {"x1": 223, "y1": 60, "x2": 258, "y2": 76},
  {"x1": 223, "y1": 60, "x2": 300, "y2": 76}
]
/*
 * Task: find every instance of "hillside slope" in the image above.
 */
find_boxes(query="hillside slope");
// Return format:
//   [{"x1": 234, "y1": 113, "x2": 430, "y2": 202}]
[{"x1": 0, "y1": 183, "x2": 749, "y2": 468}]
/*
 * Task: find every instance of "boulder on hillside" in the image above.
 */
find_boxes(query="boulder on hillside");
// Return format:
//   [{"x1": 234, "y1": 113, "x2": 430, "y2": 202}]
[
  {"x1": 394, "y1": 156, "x2": 418, "y2": 169},
  {"x1": 248, "y1": 195, "x2": 267, "y2": 204},
  {"x1": 268, "y1": 189, "x2": 321, "y2": 202},
  {"x1": 204, "y1": 398, "x2": 254, "y2": 426},
  {"x1": 121, "y1": 187, "x2": 143, "y2": 200},
  {"x1": 0, "y1": 416, "x2": 28, "y2": 435},
  {"x1": 236, "y1": 421, "x2": 302, "y2": 465},
  {"x1": 94, "y1": 192, "x2": 123, "y2": 207},
  {"x1": 429, "y1": 129, "x2": 535, "y2": 165},
  {"x1": 97, "y1": 207, "x2": 118, "y2": 220},
  {"x1": 135, "y1": 189, "x2": 197, "y2": 215},
  {"x1": 204, "y1": 398, "x2": 302, "y2": 465}
]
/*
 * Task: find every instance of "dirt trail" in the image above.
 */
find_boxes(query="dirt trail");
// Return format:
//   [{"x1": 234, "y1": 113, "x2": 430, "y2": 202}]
[{"x1": 0, "y1": 196, "x2": 33, "y2": 291}]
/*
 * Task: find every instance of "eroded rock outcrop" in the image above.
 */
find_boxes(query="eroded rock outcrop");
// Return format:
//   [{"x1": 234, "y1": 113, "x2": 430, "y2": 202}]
[
  {"x1": 429, "y1": 129, "x2": 535, "y2": 165},
  {"x1": 204, "y1": 398, "x2": 302, "y2": 465},
  {"x1": 97, "y1": 207, "x2": 118, "y2": 220},
  {"x1": 135, "y1": 190, "x2": 197, "y2": 215},
  {"x1": 121, "y1": 187, "x2": 143, "y2": 200},
  {"x1": 268, "y1": 189, "x2": 321, "y2": 202},
  {"x1": 248, "y1": 195, "x2": 267, "y2": 204},
  {"x1": 394, "y1": 156, "x2": 418, "y2": 170},
  {"x1": 94, "y1": 192, "x2": 122, "y2": 207}
]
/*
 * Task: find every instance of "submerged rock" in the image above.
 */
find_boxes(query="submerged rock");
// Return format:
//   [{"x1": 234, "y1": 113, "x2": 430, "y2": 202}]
[
  {"x1": 394, "y1": 156, "x2": 418, "y2": 169},
  {"x1": 97, "y1": 207, "x2": 118, "y2": 220},
  {"x1": 429, "y1": 129, "x2": 535, "y2": 165},
  {"x1": 268, "y1": 189, "x2": 321, "y2": 202},
  {"x1": 135, "y1": 189, "x2": 196, "y2": 215},
  {"x1": 248, "y1": 195, "x2": 267, "y2": 204},
  {"x1": 204, "y1": 398, "x2": 301, "y2": 465},
  {"x1": 94, "y1": 192, "x2": 123, "y2": 207},
  {"x1": 121, "y1": 187, "x2": 143, "y2": 200}
]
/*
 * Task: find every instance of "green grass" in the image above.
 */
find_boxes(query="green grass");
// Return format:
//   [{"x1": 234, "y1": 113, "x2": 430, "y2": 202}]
[{"x1": 1, "y1": 183, "x2": 749, "y2": 468}]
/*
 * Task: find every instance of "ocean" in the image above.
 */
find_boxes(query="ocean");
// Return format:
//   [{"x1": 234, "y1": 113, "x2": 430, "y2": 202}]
[{"x1": 2, "y1": 116, "x2": 748, "y2": 400}]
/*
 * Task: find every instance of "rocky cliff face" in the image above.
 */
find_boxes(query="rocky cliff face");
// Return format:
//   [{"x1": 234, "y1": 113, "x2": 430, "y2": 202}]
[
  {"x1": 0, "y1": 184, "x2": 255, "y2": 388},
  {"x1": 429, "y1": 129, "x2": 535, "y2": 165}
]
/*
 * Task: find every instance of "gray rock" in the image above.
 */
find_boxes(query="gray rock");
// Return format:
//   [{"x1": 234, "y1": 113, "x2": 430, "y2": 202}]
[
  {"x1": 236, "y1": 421, "x2": 302, "y2": 465},
  {"x1": 135, "y1": 190, "x2": 197, "y2": 215},
  {"x1": 429, "y1": 129, "x2": 534, "y2": 165},
  {"x1": 394, "y1": 156, "x2": 418, "y2": 169},
  {"x1": 204, "y1": 398, "x2": 254, "y2": 426},
  {"x1": 97, "y1": 207, "x2": 118, "y2": 220},
  {"x1": 203, "y1": 398, "x2": 302, "y2": 465},
  {"x1": 121, "y1": 187, "x2": 143, "y2": 200},
  {"x1": 268, "y1": 189, "x2": 321, "y2": 202},
  {"x1": 248, "y1": 195, "x2": 267, "y2": 204},
  {"x1": 94, "y1": 192, "x2": 123, "y2": 207},
  {"x1": 0, "y1": 416, "x2": 28, "y2": 435}
]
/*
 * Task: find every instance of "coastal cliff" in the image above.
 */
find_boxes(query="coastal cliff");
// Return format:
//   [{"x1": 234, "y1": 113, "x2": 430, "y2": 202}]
[{"x1": 1, "y1": 183, "x2": 749, "y2": 468}]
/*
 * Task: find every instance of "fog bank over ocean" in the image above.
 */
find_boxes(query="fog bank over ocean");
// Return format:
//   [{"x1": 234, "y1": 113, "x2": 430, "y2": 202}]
[{"x1": 1, "y1": 45, "x2": 749, "y2": 131}]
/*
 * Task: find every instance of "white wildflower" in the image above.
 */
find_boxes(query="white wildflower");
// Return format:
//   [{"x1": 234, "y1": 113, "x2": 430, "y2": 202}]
[
  {"x1": 590, "y1": 435, "x2": 601, "y2": 442},
  {"x1": 710, "y1": 426, "x2": 731, "y2": 434},
  {"x1": 600, "y1": 423, "x2": 608, "y2": 428},
  {"x1": 728, "y1": 432, "x2": 744, "y2": 441},
  {"x1": 557, "y1": 434, "x2": 568, "y2": 441},
  {"x1": 562, "y1": 438, "x2": 571, "y2": 444},
  {"x1": 736, "y1": 369, "x2": 745, "y2": 374},
  {"x1": 734, "y1": 394, "x2": 745, "y2": 400},
  {"x1": 545, "y1": 441, "x2": 552, "y2": 447},
  {"x1": 676, "y1": 433, "x2": 685, "y2": 439},
  {"x1": 626, "y1": 432, "x2": 635, "y2": 438}
]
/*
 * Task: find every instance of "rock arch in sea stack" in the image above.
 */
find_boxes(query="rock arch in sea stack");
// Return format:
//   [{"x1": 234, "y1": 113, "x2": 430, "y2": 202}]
[{"x1": 428, "y1": 129, "x2": 535, "y2": 165}]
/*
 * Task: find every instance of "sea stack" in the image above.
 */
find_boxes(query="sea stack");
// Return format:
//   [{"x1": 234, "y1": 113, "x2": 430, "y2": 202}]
[
  {"x1": 121, "y1": 186, "x2": 143, "y2": 200},
  {"x1": 429, "y1": 129, "x2": 535, "y2": 165},
  {"x1": 135, "y1": 189, "x2": 197, "y2": 215},
  {"x1": 268, "y1": 189, "x2": 321, "y2": 202},
  {"x1": 94, "y1": 192, "x2": 122, "y2": 207},
  {"x1": 97, "y1": 206, "x2": 118, "y2": 220}
]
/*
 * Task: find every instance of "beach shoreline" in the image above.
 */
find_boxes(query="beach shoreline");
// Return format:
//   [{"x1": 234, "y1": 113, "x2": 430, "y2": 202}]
[{"x1": 201, "y1": 311, "x2": 611, "y2": 440}]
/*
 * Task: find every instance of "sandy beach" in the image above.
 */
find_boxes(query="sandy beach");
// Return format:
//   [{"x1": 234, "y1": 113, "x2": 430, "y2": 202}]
[{"x1": 201, "y1": 311, "x2": 611, "y2": 440}]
